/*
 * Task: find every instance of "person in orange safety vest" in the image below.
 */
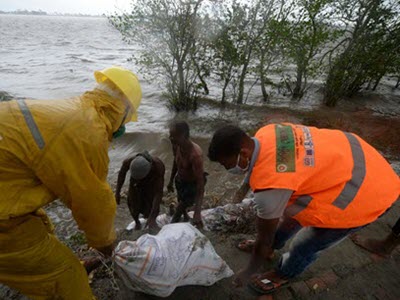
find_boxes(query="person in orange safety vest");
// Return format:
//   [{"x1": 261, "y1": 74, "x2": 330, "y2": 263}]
[{"x1": 208, "y1": 123, "x2": 399, "y2": 295}]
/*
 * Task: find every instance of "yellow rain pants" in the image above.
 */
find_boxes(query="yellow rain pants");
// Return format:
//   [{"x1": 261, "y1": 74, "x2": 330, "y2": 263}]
[
  {"x1": 0, "y1": 212, "x2": 93, "y2": 299},
  {"x1": 0, "y1": 89, "x2": 128, "y2": 299}
]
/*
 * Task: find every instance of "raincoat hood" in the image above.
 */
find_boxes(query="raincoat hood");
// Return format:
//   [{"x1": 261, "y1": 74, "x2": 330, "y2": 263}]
[{"x1": 82, "y1": 88, "x2": 128, "y2": 140}]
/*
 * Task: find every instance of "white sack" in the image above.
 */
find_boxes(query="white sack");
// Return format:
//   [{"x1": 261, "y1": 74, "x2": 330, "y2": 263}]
[{"x1": 114, "y1": 223, "x2": 233, "y2": 297}]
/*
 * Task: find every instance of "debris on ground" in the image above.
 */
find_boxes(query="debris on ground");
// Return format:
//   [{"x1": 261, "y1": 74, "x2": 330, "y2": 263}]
[{"x1": 126, "y1": 198, "x2": 256, "y2": 233}]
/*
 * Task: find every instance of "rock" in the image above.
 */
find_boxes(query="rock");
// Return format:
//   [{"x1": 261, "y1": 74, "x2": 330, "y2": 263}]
[{"x1": 0, "y1": 91, "x2": 13, "y2": 102}]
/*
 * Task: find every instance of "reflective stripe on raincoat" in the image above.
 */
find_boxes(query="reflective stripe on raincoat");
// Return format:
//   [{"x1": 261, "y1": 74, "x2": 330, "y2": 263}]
[{"x1": 0, "y1": 89, "x2": 127, "y2": 248}]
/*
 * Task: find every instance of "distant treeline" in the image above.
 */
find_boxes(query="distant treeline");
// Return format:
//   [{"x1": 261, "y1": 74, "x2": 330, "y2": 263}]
[
  {"x1": 0, "y1": 10, "x2": 102, "y2": 17},
  {"x1": 110, "y1": 0, "x2": 400, "y2": 111},
  {"x1": 0, "y1": 9, "x2": 47, "y2": 15}
]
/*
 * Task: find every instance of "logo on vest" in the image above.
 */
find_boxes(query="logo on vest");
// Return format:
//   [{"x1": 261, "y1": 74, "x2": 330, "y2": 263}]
[
  {"x1": 277, "y1": 164, "x2": 288, "y2": 172},
  {"x1": 275, "y1": 125, "x2": 296, "y2": 172},
  {"x1": 300, "y1": 126, "x2": 315, "y2": 167}
]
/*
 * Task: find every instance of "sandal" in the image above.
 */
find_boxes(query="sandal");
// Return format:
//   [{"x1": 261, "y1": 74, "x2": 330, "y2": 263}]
[{"x1": 248, "y1": 272, "x2": 289, "y2": 295}]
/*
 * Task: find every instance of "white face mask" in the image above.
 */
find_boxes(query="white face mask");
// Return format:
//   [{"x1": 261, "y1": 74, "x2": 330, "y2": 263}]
[{"x1": 227, "y1": 153, "x2": 249, "y2": 175}]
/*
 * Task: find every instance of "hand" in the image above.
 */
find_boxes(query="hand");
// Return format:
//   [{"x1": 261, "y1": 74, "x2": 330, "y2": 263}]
[
  {"x1": 134, "y1": 222, "x2": 142, "y2": 230},
  {"x1": 82, "y1": 257, "x2": 103, "y2": 274},
  {"x1": 147, "y1": 219, "x2": 160, "y2": 234},
  {"x1": 96, "y1": 244, "x2": 114, "y2": 258},
  {"x1": 232, "y1": 192, "x2": 244, "y2": 204},
  {"x1": 191, "y1": 213, "x2": 203, "y2": 229},
  {"x1": 232, "y1": 183, "x2": 250, "y2": 204},
  {"x1": 115, "y1": 194, "x2": 121, "y2": 205},
  {"x1": 167, "y1": 183, "x2": 174, "y2": 193},
  {"x1": 233, "y1": 268, "x2": 255, "y2": 287}
]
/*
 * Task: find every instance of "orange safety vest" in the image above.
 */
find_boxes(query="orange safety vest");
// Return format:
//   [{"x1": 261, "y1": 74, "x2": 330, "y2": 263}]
[{"x1": 249, "y1": 123, "x2": 400, "y2": 228}]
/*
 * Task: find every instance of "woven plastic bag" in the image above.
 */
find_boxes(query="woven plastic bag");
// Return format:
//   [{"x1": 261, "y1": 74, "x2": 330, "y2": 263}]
[{"x1": 114, "y1": 223, "x2": 233, "y2": 297}]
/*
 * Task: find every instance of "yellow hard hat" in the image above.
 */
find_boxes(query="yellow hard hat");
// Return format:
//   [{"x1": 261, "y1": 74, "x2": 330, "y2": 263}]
[{"x1": 94, "y1": 66, "x2": 142, "y2": 122}]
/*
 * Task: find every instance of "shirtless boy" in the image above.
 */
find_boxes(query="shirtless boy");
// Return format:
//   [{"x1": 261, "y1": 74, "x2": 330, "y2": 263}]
[{"x1": 167, "y1": 121, "x2": 206, "y2": 228}]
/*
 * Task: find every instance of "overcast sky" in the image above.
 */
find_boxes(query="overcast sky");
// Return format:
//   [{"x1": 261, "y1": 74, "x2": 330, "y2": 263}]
[{"x1": 0, "y1": 0, "x2": 132, "y2": 15}]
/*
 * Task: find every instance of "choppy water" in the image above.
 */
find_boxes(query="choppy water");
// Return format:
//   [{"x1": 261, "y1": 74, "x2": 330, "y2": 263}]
[
  {"x1": 0, "y1": 15, "x2": 324, "y2": 134},
  {"x1": 0, "y1": 14, "x2": 171, "y2": 133},
  {"x1": 0, "y1": 15, "x2": 252, "y2": 236}
]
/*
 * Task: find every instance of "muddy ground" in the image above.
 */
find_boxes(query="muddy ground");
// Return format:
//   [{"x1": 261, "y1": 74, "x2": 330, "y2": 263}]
[{"x1": 1, "y1": 87, "x2": 399, "y2": 300}]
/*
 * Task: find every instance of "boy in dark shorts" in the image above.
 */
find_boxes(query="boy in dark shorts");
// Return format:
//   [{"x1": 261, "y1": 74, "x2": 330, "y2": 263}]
[{"x1": 167, "y1": 121, "x2": 206, "y2": 228}]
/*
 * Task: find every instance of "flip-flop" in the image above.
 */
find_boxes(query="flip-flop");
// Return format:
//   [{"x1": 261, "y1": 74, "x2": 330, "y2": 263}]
[
  {"x1": 236, "y1": 239, "x2": 255, "y2": 253},
  {"x1": 248, "y1": 274, "x2": 290, "y2": 295}
]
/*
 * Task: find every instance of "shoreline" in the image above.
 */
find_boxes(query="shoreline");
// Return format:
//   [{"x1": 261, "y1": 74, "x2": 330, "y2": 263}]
[{"x1": 1, "y1": 117, "x2": 399, "y2": 299}]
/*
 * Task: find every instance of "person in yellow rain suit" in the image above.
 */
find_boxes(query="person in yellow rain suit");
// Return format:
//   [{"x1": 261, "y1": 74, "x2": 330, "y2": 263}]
[{"x1": 0, "y1": 66, "x2": 142, "y2": 299}]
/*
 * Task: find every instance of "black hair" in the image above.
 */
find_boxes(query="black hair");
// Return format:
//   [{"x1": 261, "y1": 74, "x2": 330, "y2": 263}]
[
  {"x1": 170, "y1": 120, "x2": 190, "y2": 139},
  {"x1": 208, "y1": 125, "x2": 248, "y2": 161}
]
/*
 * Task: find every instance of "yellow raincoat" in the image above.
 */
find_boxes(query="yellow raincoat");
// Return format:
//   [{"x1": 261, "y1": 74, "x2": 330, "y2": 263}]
[{"x1": 0, "y1": 89, "x2": 128, "y2": 299}]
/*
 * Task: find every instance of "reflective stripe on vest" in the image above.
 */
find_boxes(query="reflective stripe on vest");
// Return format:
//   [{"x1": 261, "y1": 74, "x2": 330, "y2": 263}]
[
  {"x1": 17, "y1": 100, "x2": 45, "y2": 150},
  {"x1": 286, "y1": 195, "x2": 313, "y2": 216},
  {"x1": 287, "y1": 132, "x2": 366, "y2": 217},
  {"x1": 332, "y1": 132, "x2": 366, "y2": 209}
]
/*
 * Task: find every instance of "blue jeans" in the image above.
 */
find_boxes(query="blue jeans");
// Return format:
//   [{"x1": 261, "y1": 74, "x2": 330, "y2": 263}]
[{"x1": 272, "y1": 217, "x2": 364, "y2": 279}]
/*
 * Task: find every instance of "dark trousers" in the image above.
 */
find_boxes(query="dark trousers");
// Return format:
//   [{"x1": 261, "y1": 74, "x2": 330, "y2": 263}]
[{"x1": 171, "y1": 173, "x2": 207, "y2": 222}]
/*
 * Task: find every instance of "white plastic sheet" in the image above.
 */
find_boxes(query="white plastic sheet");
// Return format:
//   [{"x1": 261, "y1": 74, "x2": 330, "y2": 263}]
[{"x1": 114, "y1": 223, "x2": 234, "y2": 297}]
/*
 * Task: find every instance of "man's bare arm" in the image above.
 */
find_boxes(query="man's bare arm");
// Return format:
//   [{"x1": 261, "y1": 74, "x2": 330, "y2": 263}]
[
  {"x1": 247, "y1": 217, "x2": 279, "y2": 273},
  {"x1": 168, "y1": 144, "x2": 178, "y2": 192},
  {"x1": 192, "y1": 153, "x2": 205, "y2": 227},
  {"x1": 115, "y1": 158, "x2": 134, "y2": 204},
  {"x1": 233, "y1": 216, "x2": 279, "y2": 286},
  {"x1": 148, "y1": 162, "x2": 165, "y2": 230},
  {"x1": 233, "y1": 181, "x2": 250, "y2": 203}
]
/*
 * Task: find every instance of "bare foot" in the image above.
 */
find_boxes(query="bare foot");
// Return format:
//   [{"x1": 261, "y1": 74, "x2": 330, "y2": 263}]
[
  {"x1": 350, "y1": 233, "x2": 390, "y2": 257},
  {"x1": 236, "y1": 240, "x2": 275, "y2": 260},
  {"x1": 236, "y1": 240, "x2": 255, "y2": 253}
]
